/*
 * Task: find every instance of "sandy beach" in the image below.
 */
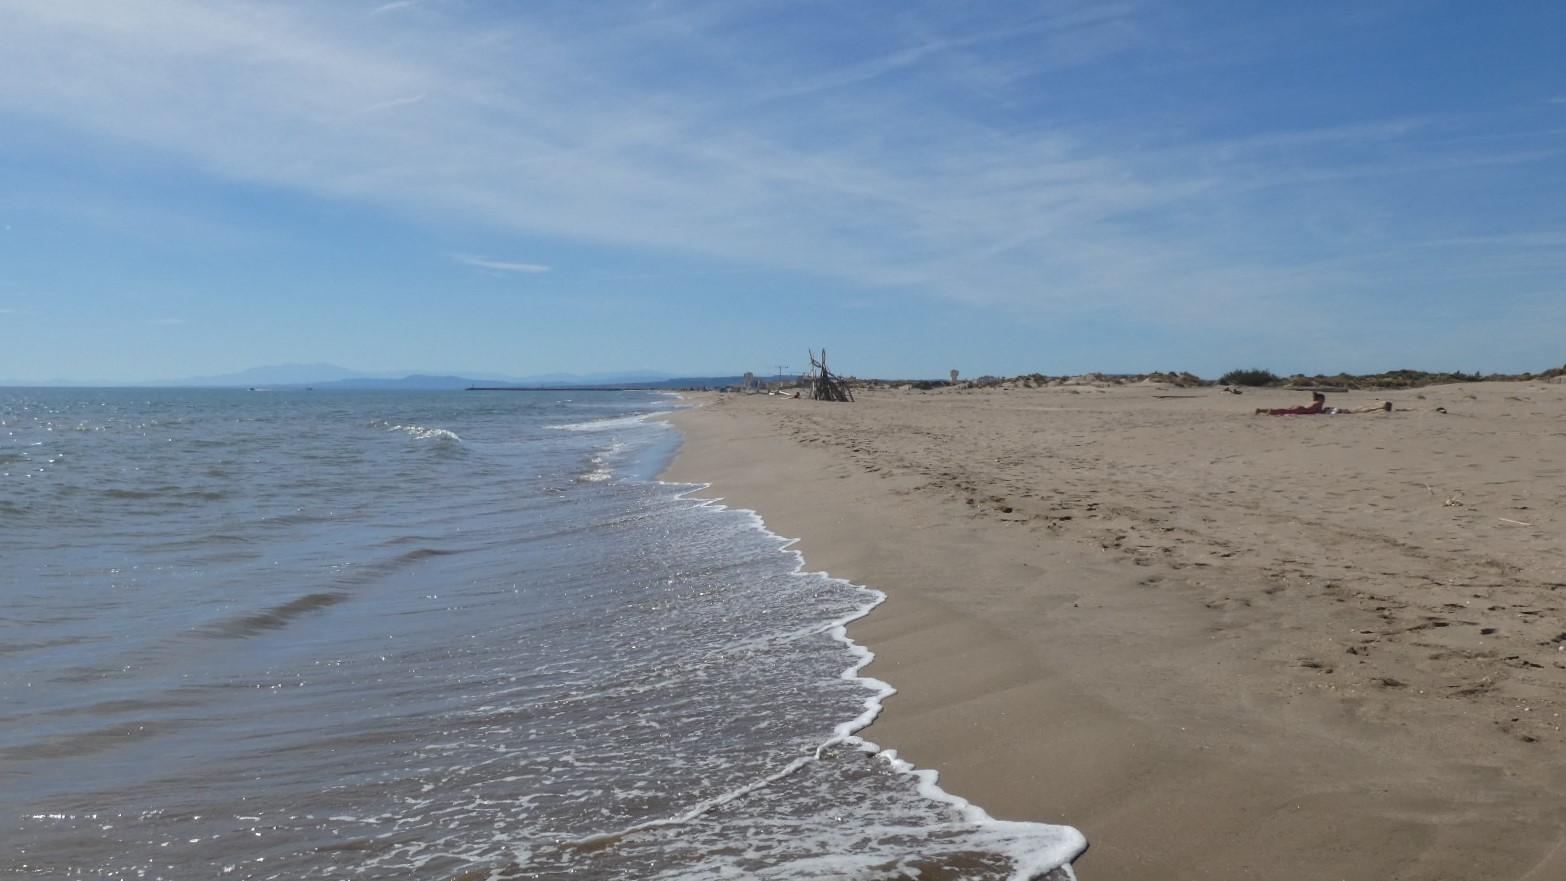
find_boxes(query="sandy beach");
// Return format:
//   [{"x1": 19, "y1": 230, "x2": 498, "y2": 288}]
[{"x1": 662, "y1": 381, "x2": 1566, "y2": 880}]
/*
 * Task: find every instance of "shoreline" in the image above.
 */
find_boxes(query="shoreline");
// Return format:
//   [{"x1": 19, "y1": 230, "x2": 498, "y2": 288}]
[
  {"x1": 660, "y1": 383, "x2": 1566, "y2": 880},
  {"x1": 661, "y1": 484, "x2": 1088, "y2": 878}
]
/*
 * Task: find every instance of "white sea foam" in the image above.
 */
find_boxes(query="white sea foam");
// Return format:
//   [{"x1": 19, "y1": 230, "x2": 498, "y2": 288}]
[
  {"x1": 577, "y1": 441, "x2": 630, "y2": 483},
  {"x1": 549, "y1": 413, "x2": 659, "y2": 432},
  {"x1": 381, "y1": 422, "x2": 462, "y2": 442},
  {"x1": 565, "y1": 483, "x2": 1088, "y2": 880}
]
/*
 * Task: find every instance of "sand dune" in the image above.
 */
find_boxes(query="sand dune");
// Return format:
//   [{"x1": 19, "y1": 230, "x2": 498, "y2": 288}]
[{"x1": 663, "y1": 381, "x2": 1566, "y2": 881}]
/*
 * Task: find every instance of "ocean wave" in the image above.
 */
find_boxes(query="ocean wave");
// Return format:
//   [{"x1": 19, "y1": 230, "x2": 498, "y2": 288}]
[
  {"x1": 97, "y1": 486, "x2": 232, "y2": 504},
  {"x1": 196, "y1": 591, "x2": 350, "y2": 639},
  {"x1": 378, "y1": 422, "x2": 462, "y2": 443},
  {"x1": 576, "y1": 441, "x2": 628, "y2": 483},
  {"x1": 549, "y1": 413, "x2": 658, "y2": 432},
  {"x1": 330, "y1": 545, "x2": 467, "y2": 588},
  {"x1": 0, "y1": 719, "x2": 185, "y2": 763},
  {"x1": 100, "y1": 487, "x2": 164, "y2": 500},
  {"x1": 577, "y1": 450, "x2": 614, "y2": 482}
]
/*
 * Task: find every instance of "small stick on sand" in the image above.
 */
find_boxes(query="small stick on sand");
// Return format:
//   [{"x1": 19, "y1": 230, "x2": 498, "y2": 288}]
[{"x1": 1498, "y1": 518, "x2": 1534, "y2": 527}]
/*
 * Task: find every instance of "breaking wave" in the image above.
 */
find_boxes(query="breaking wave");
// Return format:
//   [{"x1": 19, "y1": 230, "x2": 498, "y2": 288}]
[
  {"x1": 378, "y1": 421, "x2": 462, "y2": 443},
  {"x1": 550, "y1": 413, "x2": 656, "y2": 432}
]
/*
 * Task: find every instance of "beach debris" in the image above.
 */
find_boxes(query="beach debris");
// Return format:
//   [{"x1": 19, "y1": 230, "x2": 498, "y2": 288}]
[
  {"x1": 1498, "y1": 518, "x2": 1533, "y2": 527},
  {"x1": 1443, "y1": 493, "x2": 1464, "y2": 507},
  {"x1": 807, "y1": 349, "x2": 854, "y2": 402}
]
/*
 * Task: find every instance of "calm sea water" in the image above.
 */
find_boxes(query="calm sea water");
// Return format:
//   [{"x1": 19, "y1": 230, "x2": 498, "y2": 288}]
[{"x1": 0, "y1": 388, "x2": 1082, "y2": 880}]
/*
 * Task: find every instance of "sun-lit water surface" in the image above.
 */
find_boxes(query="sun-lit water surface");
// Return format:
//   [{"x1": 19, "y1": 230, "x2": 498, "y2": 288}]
[{"x1": 0, "y1": 388, "x2": 1081, "y2": 880}]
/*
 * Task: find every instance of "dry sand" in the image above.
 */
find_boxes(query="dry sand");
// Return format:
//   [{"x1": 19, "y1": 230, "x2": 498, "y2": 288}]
[{"x1": 661, "y1": 381, "x2": 1566, "y2": 881}]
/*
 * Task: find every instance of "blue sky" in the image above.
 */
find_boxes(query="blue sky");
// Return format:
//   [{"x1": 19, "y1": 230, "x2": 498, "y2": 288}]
[{"x1": 1, "y1": 0, "x2": 1562, "y2": 382}]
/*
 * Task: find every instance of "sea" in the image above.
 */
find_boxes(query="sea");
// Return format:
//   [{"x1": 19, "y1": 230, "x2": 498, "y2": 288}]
[{"x1": 0, "y1": 388, "x2": 1084, "y2": 880}]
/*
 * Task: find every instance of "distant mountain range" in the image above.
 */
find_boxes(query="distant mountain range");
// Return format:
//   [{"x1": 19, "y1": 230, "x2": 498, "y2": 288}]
[
  {"x1": 152, "y1": 363, "x2": 696, "y2": 388},
  {"x1": 316, "y1": 373, "x2": 715, "y2": 390},
  {"x1": 0, "y1": 363, "x2": 743, "y2": 389},
  {"x1": 460, "y1": 375, "x2": 752, "y2": 391},
  {"x1": 153, "y1": 363, "x2": 373, "y2": 386}
]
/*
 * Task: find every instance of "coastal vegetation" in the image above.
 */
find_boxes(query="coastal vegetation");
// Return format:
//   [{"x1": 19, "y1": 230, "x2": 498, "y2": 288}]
[
  {"x1": 1219, "y1": 368, "x2": 1281, "y2": 387},
  {"x1": 1224, "y1": 365, "x2": 1566, "y2": 389},
  {"x1": 850, "y1": 364, "x2": 1566, "y2": 392}
]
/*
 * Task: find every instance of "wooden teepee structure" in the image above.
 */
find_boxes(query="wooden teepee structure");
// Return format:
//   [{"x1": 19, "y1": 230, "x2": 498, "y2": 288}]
[{"x1": 808, "y1": 349, "x2": 854, "y2": 402}]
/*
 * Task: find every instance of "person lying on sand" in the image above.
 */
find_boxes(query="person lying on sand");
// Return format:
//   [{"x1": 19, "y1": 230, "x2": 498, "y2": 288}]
[
  {"x1": 1333, "y1": 400, "x2": 1395, "y2": 414},
  {"x1": 1256, "y1": 392, "x2": 1393, "y2": 416},
  {"x1": 1258, "y1": 392, "x2": 1327, "y2": 416}
]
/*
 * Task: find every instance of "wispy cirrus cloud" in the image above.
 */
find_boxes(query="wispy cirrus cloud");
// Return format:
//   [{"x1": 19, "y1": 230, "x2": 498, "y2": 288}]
[
  {"x1": 0, "y1": 0, "x2": 1228, "y2": 318},
  {"x1": 453, "y1": 255, "x2": 550, "y2": 274},
  {"x1": 369, "y1": 0, "x2": 420, "y2": 17},
  {"x1": 0, "y1": 0, "x2": 1558, "y2": 347},
  {"x1": 353, "y1": 92, "x2": 427, "y2": 116}
]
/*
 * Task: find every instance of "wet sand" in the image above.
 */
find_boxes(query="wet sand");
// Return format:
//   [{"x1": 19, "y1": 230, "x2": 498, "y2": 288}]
[{"x1": 662, "y1": 381, "x2": 1566, "y2": 880}]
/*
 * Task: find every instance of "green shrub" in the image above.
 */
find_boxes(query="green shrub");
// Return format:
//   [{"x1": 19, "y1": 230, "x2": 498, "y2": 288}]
[{"x1": 1219, "y1": 368, "x2": 1280, "y2": 386}]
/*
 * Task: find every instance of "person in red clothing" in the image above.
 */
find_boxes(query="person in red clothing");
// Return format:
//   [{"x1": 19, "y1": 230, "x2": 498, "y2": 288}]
[{"x1": 1257, "y1": 391, "x2": 1327, "y2": 416}]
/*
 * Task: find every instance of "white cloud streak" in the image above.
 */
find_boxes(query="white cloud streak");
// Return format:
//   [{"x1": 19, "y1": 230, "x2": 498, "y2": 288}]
[
  {"x1": 353, "y1": 92, "x2": 427, "y2": 116},
  {"x1": 454, "y1": 255, "x2": 551, "y2": 274},
  {"x1": 0, "y1": 0, "x2": 1556, "y2": 331},
  {"x1": 370, "y1": 1, "x2": 420, "y2": 17}
]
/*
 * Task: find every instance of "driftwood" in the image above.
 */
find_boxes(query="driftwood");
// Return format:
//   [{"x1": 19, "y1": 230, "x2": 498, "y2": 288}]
[{"x1": 808, "y1": 349, "x2": 854, "y2": 402}]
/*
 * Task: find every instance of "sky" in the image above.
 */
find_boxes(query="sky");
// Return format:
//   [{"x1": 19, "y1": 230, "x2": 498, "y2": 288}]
[{"x1": 1, "y1": 0, "x2": 1563, "y2": 382}]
